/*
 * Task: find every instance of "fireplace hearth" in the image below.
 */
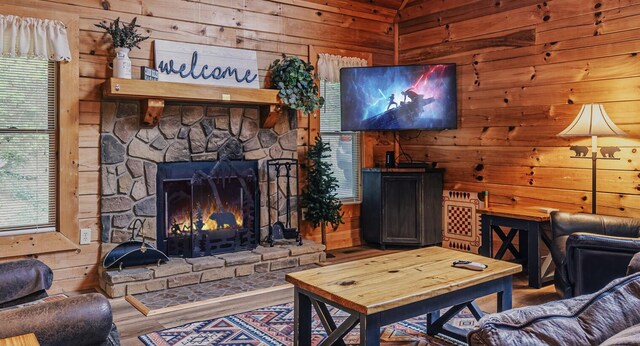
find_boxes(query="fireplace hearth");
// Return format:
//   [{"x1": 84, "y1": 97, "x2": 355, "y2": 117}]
[
  {"x1": 157, "y1": 160, "x2": 259, "y2": 257},
  {"x1": 98, "y1": 101, "x2": 320, "y2": 298}
]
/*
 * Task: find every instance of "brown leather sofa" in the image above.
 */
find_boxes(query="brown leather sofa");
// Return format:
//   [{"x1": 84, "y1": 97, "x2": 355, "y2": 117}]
[
  {"x1": 0, "y1": 259, "x2": 120, "y2": 346},
  {"x1": 549, "y1": 211, "x2": 640, "y2": 298},
  {"x1": 468, "y1": 252, "x2": 640, "y2": 345}
]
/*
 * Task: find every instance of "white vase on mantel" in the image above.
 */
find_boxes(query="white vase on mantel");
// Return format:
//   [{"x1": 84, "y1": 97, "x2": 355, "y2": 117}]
[{"x1": 112, "y1": 47, "x2": 132, "y2": 79}]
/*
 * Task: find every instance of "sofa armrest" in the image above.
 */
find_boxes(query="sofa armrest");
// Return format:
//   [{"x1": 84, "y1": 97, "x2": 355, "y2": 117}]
[
  {"x1": 0, "y1": 293, "x2": 117, "y2": 346},
  {"x1": 0, "y1": 259, "x2": 52, "y2": 308},
  {"x1": 567, "y1": 233, "x2": 640, "y2": 253},
  {"x1": 566, "y1": 233, "x2": 640, "y2": 296}
]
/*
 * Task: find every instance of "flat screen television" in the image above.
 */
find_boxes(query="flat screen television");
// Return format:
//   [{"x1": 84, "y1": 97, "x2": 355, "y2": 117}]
[{"x1": 340, "y1": 64, "x2": 457, "y2": 131}]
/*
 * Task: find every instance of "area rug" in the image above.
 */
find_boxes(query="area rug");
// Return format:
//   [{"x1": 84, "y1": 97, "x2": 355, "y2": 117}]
[{"x1": 139, "y1": 302, "x2": 479, "y2": 346}]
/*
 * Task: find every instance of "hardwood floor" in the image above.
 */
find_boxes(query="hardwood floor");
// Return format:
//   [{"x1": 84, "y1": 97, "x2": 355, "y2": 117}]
[{"x1": 111, "y1": 246, "x2": 557, "y2": 345}]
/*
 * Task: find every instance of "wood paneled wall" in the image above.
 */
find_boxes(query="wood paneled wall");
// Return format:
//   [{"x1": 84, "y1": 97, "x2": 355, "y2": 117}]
[
  {"x1": 394, "y1": 0, "x2": 640, "y2": 217},
  {"x1": 0, "y1": 0, "x2": 394, "y2": 292},
  {"x1": 9, "y1": 0, "x2": 640, "y2": 293}
]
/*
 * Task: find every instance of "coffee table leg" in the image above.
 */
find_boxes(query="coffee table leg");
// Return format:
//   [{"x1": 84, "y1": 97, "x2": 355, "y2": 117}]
[
  {"x1": 294, "y1": 288, "x2": 312, "y2": 346},
  {"x1": 497, "y1": 276, "x2": 513, "y2": 312},
  {"x1": 359, "y1": 313, "x2": 380, "y2": 346},
  {"x1": 427, "y1": 309, "x2": 440, "y2": 333}
]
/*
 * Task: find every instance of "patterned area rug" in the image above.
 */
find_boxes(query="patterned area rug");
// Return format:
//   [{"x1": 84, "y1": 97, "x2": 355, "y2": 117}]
[{"x1": 139, "y1": 302, "x2": 479, "y2": 346}]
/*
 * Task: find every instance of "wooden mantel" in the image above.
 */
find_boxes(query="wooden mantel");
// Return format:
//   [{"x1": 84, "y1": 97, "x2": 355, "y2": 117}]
[{"x1": 102, "y1": 78, "x2": 283, "y2": 127}]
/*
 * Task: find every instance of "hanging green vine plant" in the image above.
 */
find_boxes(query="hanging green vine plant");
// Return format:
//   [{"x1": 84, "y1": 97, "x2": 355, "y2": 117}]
[{"x1": 268, "y1": 55, "x2": 324, "y2": 115}]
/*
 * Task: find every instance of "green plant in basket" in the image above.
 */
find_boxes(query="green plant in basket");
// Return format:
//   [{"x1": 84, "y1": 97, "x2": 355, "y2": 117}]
[{"x1": 268, "y1": 55, "x2": 324, "y2": 115}]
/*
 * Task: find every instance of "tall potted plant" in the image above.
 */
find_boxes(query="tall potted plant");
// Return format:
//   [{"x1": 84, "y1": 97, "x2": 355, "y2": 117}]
[
  {"x1": 95, "y1": 17, "x2": 149, "y2": 79},
  {"x1": 268, "y1": 55, "x2": 324, "y2": 115},
  {"x1": 301, "y1": 136, "x2": 344, "y2": 247}
]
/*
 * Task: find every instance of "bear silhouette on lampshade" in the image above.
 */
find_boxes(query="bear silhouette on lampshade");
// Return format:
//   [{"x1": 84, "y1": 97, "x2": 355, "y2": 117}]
[{"x1": 558, "y1": 103, "x2": 627, "y2": 213}]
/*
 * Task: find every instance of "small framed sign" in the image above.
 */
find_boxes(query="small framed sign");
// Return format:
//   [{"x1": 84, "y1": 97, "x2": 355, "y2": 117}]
[
  {"x1": 153, "y1": 40, "x2": 260, "y2": 89},
  {"x1": 141, "y1": 67, "x2": 159, "y2": 81}
]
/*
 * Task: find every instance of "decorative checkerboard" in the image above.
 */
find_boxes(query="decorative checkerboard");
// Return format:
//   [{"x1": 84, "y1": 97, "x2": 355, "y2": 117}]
[{"x1": 442, "y1": 190, "x2": 486, "y2": 253}]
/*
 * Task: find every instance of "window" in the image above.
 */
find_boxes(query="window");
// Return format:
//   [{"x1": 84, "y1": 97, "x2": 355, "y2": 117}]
[
  {"x1": 0, "y1": 7, "x2": 79, "y2": 258},
  {"x1": 0, "y1": 58, "x2": 57, "y2": 234},
  {"x1": 320, "y1": 80, "x2": 361, "y2": 203}
]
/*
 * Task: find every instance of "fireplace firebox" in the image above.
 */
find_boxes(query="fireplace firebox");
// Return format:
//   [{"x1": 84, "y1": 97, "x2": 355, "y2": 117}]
[{"x1": 156, "y1": 160, "x2": 259, "y2": 257}]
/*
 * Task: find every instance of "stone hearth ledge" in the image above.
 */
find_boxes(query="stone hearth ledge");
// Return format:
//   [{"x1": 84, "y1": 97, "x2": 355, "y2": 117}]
[{"x1": 98, "y1": 240, "x2": 326, "y2": 298}]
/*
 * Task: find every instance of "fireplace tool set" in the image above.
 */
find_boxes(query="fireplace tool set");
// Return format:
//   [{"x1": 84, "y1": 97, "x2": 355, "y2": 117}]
[{"x1": 266, "y1": 158, "x2": 302, "y2": 246}]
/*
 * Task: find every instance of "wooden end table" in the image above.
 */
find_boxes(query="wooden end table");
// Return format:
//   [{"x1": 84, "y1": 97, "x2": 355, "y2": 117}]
[
  {"x1": 286, "y1": 246, "x2": 521, "y2": 345},
  {"x1": 478, "y1": 206, "x2": 555, "y2": 288}
]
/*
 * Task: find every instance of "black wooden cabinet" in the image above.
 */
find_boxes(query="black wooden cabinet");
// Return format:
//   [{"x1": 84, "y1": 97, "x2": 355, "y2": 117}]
[{"x1": 361, "y1": 168, "x2": 443, "y2": 248}]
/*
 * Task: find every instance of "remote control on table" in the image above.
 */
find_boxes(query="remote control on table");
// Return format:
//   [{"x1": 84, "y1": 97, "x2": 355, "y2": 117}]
[{"x1": 452, "y1": 260, "x2": 488, "y2": 271}]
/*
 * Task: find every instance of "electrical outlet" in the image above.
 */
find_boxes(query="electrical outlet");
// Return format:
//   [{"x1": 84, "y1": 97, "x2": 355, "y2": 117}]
[{"x1": 80, "y1": 228, "x2": 92, "y2": 245}]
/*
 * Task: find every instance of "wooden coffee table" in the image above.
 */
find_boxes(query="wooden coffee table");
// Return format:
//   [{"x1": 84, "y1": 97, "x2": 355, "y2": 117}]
[{"x1": 285, "y1": 246, "x2": 521, "y2": 345}]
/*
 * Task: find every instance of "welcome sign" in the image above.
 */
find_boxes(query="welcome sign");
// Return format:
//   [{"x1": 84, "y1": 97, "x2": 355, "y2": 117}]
[{"x1": 153, "y1": 40, "x2": 260, "y2": 88}]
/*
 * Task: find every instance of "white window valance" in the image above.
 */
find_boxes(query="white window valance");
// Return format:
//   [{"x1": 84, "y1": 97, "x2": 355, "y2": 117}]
[
  {"x1": 0, "y1": 15, "x2": 71, "y2": 61},
  {"x1": 317, "y1": 53, "x2": 367, "y2": 83}
]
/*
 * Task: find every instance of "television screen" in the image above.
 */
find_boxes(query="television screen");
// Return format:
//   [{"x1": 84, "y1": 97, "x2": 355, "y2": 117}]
[{"x1": 340, "y1": 64, "x2": 457, "y2": 131}]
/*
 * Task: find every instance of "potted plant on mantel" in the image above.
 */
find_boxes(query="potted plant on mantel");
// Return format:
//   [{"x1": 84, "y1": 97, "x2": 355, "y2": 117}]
[
  {"x1": 301, "y1": 136, "x2": 344, "y2": 248},
  {"x1": 95, "y1": 17, "x2": 149, "y2": 79},
  {"x1": 268, "y1": 55, "x2": 324, "y2": 116}
]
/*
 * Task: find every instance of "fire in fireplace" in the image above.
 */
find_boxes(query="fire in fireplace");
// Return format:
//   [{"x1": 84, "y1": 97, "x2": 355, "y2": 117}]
[{"x1": 156, "y1": 160, "x2": 259, "y2": 257}]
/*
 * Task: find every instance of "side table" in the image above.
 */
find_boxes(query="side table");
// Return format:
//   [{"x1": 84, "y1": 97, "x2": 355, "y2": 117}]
[{"x1": 478, "y1": 206, "x2": 554, "y2": 288}]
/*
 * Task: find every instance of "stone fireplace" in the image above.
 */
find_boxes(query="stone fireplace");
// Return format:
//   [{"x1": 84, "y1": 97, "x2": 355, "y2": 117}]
[
  {"x1": 97, "y1": 100, "x2": 326, "y2": 299},
  {"x1": 99, "y1": 101, "x2": 297, "y2": 246}
]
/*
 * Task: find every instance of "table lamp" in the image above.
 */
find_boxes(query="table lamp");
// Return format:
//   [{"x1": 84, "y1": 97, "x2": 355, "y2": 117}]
[{"x1": 557, "y1": 103, "x2": 626, "y2": 214}]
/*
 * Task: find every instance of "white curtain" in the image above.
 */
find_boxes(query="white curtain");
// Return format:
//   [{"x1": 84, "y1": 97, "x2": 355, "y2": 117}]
[
  {"x1": 0, "y1": 15, "x2": 71, "y2": 61},
  {"x1": 317, "y1": 53, "x2": 367, "y2": 82}
]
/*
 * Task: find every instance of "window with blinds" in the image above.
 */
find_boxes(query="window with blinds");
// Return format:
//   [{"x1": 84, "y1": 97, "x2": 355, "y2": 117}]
[
  {"x1": 320, "y1": 80, "x2": 361, "y2": 203},
  {"x1": 0, "y1": 57, "x2": 57, "y2": 234}
]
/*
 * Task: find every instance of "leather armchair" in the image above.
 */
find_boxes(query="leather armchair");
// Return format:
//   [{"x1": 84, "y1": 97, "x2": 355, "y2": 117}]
[
  {"x1": 549, "y1": 211, "x2": 640, "y2": 298},
  {"x1": 0, "y1": 259, "x2": 120, "y2": 346}
]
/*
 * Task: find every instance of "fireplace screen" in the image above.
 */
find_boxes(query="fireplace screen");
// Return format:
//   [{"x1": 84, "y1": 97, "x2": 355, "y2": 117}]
[{"x1": 157, "y1": 160, "x2": 259, "y2": 257}]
